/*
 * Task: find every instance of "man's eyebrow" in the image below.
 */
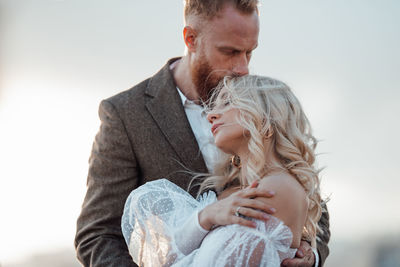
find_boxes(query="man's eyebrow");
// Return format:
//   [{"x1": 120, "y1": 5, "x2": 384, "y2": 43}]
[
  {"x1": 217, "y1": 44, "x2": 258, "y2": 52},
  {"x1": 218, "y1": 46, "x2": 240, "y2": 51}
]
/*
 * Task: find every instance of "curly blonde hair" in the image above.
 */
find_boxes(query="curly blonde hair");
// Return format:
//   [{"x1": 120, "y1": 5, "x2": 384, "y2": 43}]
[{"x1": 196, "y1": 75, "x2": 323, "y2": 245}]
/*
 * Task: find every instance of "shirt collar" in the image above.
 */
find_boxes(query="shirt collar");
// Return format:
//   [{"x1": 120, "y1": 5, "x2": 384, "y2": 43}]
[
  {"x1": 176, "y1": 87, "x2": 200, "y2": 108},
  {"x1": 176, "y1": 87, "x2": 208, "y2": 118},
  {"x1": 176, "y1": 87, "x2": 189, "y2": 106}
]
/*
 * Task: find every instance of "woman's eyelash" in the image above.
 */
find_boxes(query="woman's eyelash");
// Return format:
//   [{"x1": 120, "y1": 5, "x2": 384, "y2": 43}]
[{"x1": 215, "y1": 100, "x2": 230, "y2": 108}]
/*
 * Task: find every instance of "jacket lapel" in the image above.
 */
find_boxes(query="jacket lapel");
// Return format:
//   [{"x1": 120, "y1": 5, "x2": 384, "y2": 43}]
[{"x1": 145, "y1": 59, "x2": 208, "y2": 173}]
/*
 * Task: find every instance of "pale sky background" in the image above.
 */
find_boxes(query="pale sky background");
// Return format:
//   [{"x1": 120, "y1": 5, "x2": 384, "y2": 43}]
[{"x1": 0, "y1": 0, "x2": 399, "y2": 266}]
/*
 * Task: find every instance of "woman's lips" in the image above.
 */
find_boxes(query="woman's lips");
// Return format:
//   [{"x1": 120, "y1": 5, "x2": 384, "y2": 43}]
[{"x1": 211, "y1": 123, "x2": 223, "y2": 134}]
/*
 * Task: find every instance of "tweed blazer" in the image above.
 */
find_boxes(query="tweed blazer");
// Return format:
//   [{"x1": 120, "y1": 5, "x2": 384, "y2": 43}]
[{"x1": 75, "y1": 58, "x2": 330, "y2": 267}]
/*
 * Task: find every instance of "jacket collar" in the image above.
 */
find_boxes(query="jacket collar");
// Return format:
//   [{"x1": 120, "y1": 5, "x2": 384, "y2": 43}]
[{"x1": 144, "y1": 58, "x2": 208, "y2": 174}]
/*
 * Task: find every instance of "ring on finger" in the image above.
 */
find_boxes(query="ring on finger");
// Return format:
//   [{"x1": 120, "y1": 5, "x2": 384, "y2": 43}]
[{"x1": 235, "y1": 206, "x2": 242, "y2": 217}]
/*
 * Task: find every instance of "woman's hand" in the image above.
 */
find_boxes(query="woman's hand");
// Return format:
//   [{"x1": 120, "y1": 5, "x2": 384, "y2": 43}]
[{"x1": 198, "y1": 180, "x2": 276, "y2": 230}]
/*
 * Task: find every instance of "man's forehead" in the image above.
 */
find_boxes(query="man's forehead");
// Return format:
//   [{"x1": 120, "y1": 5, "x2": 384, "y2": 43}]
[{"x1": 203, "y1": 8, "x2": 259, "y2": 46}]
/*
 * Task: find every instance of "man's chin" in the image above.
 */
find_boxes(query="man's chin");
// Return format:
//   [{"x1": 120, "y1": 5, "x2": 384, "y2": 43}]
[{"x1": 191, "y1": 62, "x2": 228, "y2": 100}]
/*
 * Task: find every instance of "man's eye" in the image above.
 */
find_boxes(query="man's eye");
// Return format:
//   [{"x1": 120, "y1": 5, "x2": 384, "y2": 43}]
[{"x1": 223, "y1": 50, "x2": 238, "y2": 56}]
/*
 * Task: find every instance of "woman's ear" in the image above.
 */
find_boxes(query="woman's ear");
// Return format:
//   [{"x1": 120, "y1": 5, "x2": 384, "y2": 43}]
[{"x1": 183, "y1": 26, "x2": 197, "y2": 53}]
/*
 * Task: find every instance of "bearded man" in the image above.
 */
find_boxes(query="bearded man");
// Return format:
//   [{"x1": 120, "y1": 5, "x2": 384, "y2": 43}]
[{"x1": 75, "y1": 1, "x2": 330, "y2": 266}]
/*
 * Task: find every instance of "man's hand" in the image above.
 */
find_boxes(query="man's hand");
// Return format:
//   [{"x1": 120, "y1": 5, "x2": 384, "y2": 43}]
[
  {"x1": 281, "y1": 240, "x2": 315, "y2": 267},
  {"x1": 198, "y1": 180, "x2": 276, "y2": 230}
]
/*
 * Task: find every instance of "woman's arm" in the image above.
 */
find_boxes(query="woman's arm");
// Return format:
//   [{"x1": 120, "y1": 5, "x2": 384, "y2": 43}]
[{"x1": 174, "y1": 211, "x2": 210, "y2": 255}]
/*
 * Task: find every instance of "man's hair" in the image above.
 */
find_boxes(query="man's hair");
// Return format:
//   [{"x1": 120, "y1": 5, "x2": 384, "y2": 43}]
[{"x1": 184, "y1": 0, "x2": 259, "y2": 20}]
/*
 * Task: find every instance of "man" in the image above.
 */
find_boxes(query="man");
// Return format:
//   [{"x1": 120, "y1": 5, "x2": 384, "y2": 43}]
[{"x1": 75, "y1": 1, "x2": 330, "y2": 266}]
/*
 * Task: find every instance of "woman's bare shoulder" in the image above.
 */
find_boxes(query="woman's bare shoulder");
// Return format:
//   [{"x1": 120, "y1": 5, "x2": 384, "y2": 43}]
[
  {"x1": 258, "y1": 172, "x2": 306, "y2": 198},
  {"x1": 256, "y1": 172, "x2": 308, "y2": 248}
]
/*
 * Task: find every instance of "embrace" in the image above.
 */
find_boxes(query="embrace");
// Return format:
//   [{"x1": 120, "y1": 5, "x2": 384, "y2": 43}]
[{"x1": 75, "y1": 1, "x2": 330, "y2": 267}]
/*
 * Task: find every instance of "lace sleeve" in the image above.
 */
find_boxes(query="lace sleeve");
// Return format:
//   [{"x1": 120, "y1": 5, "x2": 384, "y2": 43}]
[
  {"x1": 173, "y1": 190, "x2": 217, "y2": 255},
  {"x1": 121, "y1": 179, "x2": 217, "y2": 266}
]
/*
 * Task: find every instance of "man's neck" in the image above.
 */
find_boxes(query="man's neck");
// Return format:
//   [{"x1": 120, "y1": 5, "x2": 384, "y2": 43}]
[{"x1": 172, "y1": 56, "x2": 200, "y2": 103}]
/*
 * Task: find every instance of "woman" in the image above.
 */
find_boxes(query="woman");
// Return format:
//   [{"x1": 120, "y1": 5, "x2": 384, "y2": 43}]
[{"x1": 121, "y1": 75, "x2": 323, "y2": 266}]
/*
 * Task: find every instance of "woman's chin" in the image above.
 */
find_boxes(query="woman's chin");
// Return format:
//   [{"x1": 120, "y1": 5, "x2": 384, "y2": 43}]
[{"x1": 215, "y1": 144, "x2": 235, "y2": 156}]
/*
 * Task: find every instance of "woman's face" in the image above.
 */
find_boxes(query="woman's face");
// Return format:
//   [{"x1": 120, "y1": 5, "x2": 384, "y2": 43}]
[{"x1": 207, "y1": 90, "x2": 250, "y2": 155}]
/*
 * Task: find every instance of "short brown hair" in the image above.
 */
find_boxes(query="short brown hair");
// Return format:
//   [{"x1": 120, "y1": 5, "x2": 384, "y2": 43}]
[{"x1": 184, "y1": 0, "x2": 259, "y2": 20}]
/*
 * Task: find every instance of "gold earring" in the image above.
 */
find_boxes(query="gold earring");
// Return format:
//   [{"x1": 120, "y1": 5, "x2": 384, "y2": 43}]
[{"x1": 231, "y1": 155, "x2": 241, "y2": 168}]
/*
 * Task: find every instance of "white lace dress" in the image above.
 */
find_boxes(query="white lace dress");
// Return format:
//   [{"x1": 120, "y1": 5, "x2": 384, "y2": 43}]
[{"x1": 121, "y1": 179, "x2": 296, "y2": 267}]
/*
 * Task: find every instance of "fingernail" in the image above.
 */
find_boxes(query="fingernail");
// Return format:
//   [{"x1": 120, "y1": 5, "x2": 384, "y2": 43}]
[
  {"x1": 268, "y1": 190, "x2": 275, "y2": 195},
  {"x1": 263, "y1": 213, "x2": 269, "y2": 219},
  {"x1": 270, "y1": 208, "x2": 276, "y2": 213},
  {"x1": 251, "y1": 180, "x2": 259, "y2": 188},
  {"x1": 298, "y1": 250, "x2": 304, "y2": 257}
]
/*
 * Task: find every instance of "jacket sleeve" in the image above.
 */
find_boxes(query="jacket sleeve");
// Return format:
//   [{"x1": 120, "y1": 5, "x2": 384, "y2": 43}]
[
  {"x1": 316, "y1": 202, "x2": 330, "y2": 266},
  {"x1": 75, "y1": 100, "x2": 139, "y2": 267}
]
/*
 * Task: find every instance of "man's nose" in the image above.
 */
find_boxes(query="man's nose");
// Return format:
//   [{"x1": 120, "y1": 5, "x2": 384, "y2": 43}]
[
  {"x1": 207, "y1": 112, "x2": 220, "y2": 123},
  {"x1": 232, "y1": 54, "x2": 249, "y2": 76}
]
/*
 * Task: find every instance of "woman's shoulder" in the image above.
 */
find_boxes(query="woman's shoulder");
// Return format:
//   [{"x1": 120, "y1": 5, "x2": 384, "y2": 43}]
[
  {"x1": 259, "y1": 171, "x2": 307, "y2": 198},
  {"x1": 258, "y1": 171, "x2": 308, "y2": 213},
  {"x1": 256, "y1": 172, "x2": 308, "y2": 248}
]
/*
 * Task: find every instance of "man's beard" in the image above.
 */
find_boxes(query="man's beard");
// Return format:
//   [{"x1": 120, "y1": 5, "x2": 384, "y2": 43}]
[{"x1": 191, "y1": 57, "x2": 227, "y2": 102}]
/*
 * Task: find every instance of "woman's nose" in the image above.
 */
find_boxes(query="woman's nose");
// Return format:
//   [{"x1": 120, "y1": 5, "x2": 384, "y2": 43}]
[{"x1": 207, "y1": 112, "x2": 220, "y2": 123}]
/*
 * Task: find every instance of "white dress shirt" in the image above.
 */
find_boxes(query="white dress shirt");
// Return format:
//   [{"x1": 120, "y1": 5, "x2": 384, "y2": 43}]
[{"x1": 176, "y1": 88, "x2": 220, "y2": 173}]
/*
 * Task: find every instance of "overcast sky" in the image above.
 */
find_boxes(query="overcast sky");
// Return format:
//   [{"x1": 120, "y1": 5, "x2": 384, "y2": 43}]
[{"x1": 0, "y1": 0, "x2": 399, "y2": 265}]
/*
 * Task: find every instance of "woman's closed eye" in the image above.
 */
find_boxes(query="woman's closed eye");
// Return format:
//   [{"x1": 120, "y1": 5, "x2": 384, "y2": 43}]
[
  {"x1": 223, "y1": 99, "x2": 231, "y2": 106},
  {"x1": 217, "y1": 93, "x2": 231, "y2": 108},
  {"x1": 213, "y1": 100, "x2": 231, "y2": 111}
]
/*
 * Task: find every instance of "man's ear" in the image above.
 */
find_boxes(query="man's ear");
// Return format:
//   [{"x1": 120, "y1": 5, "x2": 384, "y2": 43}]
[{"x1": 183, "y1": 26, "x2": 197, "y2": 53}]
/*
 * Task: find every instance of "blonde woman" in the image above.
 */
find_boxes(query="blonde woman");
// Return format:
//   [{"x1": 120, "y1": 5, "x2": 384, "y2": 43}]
[{"x1": 121, "y1": 75, "x2": 324, "y2": 266}]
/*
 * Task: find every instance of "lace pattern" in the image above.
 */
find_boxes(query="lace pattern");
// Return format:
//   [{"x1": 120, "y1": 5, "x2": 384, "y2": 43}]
[{"x1": 122, "y1": 179, "x2": 296, "y2": 266}]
